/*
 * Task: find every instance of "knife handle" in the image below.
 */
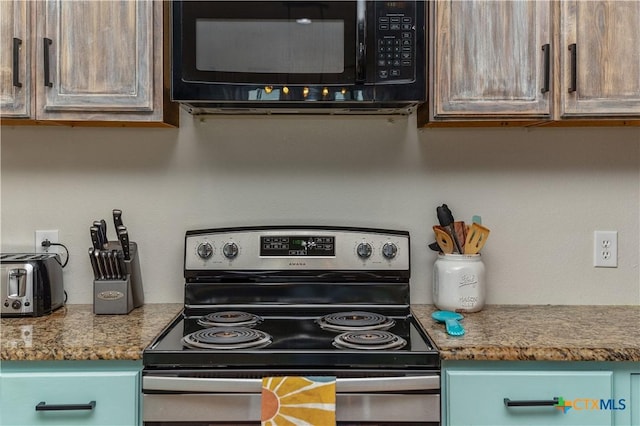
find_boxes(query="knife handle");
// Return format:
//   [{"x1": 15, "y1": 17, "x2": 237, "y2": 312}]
[
  {"x1": 106, "y1": 251, "x2": 113, "y2": 280},
  {"x1": 93, "y1": 221, "x2": 106, "y2": 248},
  {"x1": 117, "y1": 251, "x2": 127, "y2": 278},
  {"x1": 113, "y1": 209, "x2": 123, "y2": 230},
  {"x1": 88, "y1": 248, "x2": 100, "y2": 280},
  {"x1": 94, "y1": 250, "x2": 105, "y2": 280},
  {"x1": 109, "y1": 250, "x2": 125, "y2": 280},
  {"x1": 99, "y1": 219, "x2": 108, "y2": 244},
  {"x1": 118, "y1": 230, "x2": 130, "y2": 260},
  {"x1": 110, "y1": 251, "x2": 121, "y2": 280},
  {"x1": 90, "y1": 227, "x2": 101, "y2": 250},
  {"x1": 101, "y1": 251, "x2": 111, "y2": 280},
  {"x1": 111, "y1": 251, "x2": 119, "y2": 280}
]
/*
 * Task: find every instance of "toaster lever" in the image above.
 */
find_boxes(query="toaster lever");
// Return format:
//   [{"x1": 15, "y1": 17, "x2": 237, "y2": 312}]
[{"x1": 8, "y1": 268, "x2": 27, "y2": 297}]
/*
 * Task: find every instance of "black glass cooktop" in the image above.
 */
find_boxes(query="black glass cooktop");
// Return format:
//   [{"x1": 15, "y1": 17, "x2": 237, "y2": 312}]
[{"x1": 144, "y1": 308, "x2": 439, "y2": 371}]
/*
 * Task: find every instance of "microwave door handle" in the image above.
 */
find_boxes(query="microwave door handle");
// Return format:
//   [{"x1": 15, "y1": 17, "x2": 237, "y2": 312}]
[{"x1": 356, "y1": 0, "x2": 366, "y2": 82}]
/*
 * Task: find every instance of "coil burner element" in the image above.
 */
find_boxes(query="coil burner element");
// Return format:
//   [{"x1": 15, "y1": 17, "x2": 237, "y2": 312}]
[
  {"x1": 317, "y1": 311, "x2": 395, "y2": 332},
  {"x1": 197, "y1": 311, "x2": 262, "y2": 328},
  {"x1": 333, "y1": 330, "x2": 407, "y2": 350},
  {"x1": 182, "y1": 327, "x2": 272, "y2": 350}
]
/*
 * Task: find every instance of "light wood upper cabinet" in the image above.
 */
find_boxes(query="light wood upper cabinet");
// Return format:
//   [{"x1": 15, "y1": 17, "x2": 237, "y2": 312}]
[
  {"x1": 430, "y1": 1, "x2": 552, "y2": 120},
  {"x1": 560, "y1": 0, "x2": 640, "y2": 117},
  {"x1": 1, "y1": 0, "x2": 177, "y2": 126},
  {"x1": 0, "y1": 0, "x2": 31, "y2": 118},
  {"x1": 421, "y1": 0, "x2": 640, "y2": 126},
  {"x1": 37, "y1": 1, "x2": 153, "y2": 115}
]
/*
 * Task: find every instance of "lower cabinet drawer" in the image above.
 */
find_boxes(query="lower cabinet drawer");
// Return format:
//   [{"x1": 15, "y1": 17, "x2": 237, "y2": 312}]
[
  {"x1": 0, "y1": 370, "x2": 139, "y2": 425},
  {"x1": 445, "y1": 370, "x2": 615, "y2": 426}
]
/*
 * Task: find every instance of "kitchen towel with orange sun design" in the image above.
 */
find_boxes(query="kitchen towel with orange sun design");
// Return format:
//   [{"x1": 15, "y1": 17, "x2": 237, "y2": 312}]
[{"x1": 261, "y1": 376, "x2": 336, "y2": 426}]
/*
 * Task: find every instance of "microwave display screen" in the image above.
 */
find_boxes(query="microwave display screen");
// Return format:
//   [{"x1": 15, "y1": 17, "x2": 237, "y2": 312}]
[
  {"x1": 260, "y1": 236, "x2": 335, "y2": 257},
  {"x1": 196, "y1": 19, "x2": 345, "y2": 74},
  {"x1": 385, "y1": 2, "x2": 411, "y2": 9}
]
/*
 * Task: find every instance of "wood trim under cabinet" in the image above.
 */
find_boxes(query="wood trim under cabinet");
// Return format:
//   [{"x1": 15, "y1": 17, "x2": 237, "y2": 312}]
[
  {"x1": 160, "y1": 0, "x2": 179, "y2": 127},
  {"x1": 536, "y1": 119, "x2": 640, "y2": 127},
  {"x1": 0, "y1": 118, "x2": 178, "y2": 127}
]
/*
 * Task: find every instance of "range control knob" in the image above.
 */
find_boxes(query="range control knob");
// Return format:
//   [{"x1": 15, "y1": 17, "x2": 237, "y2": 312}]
[
  {"x1": 11, "y1": 300, "x2": 21, "y2": 310},
  {"x1": 196, "y1": 242, "x2": 214, "y2": 259},
  {"x1": 382, "y1": 242, "x2": 398, "y2": 259},
  {"x1": 223, "y1": 242, "x2": 239, "y2": 259},
  {"x1": 356, "y1": 242, "x2": 373, "y2": 259}
]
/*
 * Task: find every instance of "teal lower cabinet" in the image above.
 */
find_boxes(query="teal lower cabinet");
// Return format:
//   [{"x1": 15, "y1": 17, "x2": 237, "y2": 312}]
[
  {"x1": 631, "y1": 372, "x2": 640, "y2": 425},
  {"x1": 442, "y1": 361, "x2": 639, "y2": 426},
  {"x1": 0, "y1": 360, "x2": 142, "y2": 426}
]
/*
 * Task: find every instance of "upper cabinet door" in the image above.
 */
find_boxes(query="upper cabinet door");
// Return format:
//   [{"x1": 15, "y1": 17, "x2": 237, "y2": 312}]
[
  {"x1": 432, "y1": 0, "x2": 552, "y2": 119},
  {"x1": 36, "y1": 0, "x2": 153, "y2": 117},
  {"x1": 0, "y1": 0, "x2": 31, "y2": 117},
  {"x1": 561, "y1": 0, "x2": 640, "y2": 117}
]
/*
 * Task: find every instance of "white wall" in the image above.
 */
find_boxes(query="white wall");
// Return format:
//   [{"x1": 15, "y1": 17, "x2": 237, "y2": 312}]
[{"x1": 1, "y1": 110, "x2": 639, "y2": 305}]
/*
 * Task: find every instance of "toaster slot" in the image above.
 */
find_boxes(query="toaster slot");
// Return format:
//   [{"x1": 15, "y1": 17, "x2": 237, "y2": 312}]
[{"x1": 8, "y1": 268, "x2": 27, "y2": 297}]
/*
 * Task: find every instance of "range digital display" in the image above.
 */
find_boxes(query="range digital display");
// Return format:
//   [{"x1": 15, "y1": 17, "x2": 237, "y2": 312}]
[{"x1": 260, "y1": 235, "x2": 335, "y2": 257}]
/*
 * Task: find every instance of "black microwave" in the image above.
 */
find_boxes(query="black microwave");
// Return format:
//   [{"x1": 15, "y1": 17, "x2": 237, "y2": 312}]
[{"x1": 171, "y1": 1, "x2": 426, "y2": 114}]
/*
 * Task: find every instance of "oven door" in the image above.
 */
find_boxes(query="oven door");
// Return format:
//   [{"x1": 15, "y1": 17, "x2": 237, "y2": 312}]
[
  {"x1": 143, "y1": 374, "x2": 440, "y2": 425},
  {"x1": 173, "y1": 1, "x2": 359, "y2": 99}
]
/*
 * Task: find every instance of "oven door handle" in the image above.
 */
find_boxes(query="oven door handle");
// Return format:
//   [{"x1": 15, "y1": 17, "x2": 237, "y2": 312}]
[{"x1": 143, "y1": 375, "x2": 439, "y2": 393}]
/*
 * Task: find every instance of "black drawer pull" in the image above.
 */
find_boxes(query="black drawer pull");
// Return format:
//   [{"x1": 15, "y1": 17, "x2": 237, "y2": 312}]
[
  {"x1": 43, "y1": 38, "x2": 53, "y2": 87},
  {"x1": 36, "y1": 401, "x2": 96, "y2": 411},
  {"x1": 568, "y1": 43, "x2": 577, "y2": 93},
  {"x1": 504, "y1": 397, "x2": 559, "y2": 407},
  {"x1": 13, "y1": 38, "x2": 22, "y2": 88},
  {"x1": 541, "y1": 43, "x2": 550, "y2": 93}
]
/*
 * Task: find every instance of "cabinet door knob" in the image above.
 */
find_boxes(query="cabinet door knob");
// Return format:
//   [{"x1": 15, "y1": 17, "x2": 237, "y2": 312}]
[
  {"x1": 504, "y1": 397, "x2": 559, "y2": 407},
  {"x1": 35, "y1": 401, "x2": 96, "y2": 411}
]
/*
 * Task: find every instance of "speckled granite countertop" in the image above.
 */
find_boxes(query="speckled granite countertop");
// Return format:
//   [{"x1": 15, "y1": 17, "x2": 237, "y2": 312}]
[
  {"x1": 3, "y1": 304, "x2": 639, "y2": 362},
  {"x1": 1, "y1": 304, "x2": 182, "y2": 361},
  {"x1": 412, "y1": 304, "x2": 640, "y2": 362}
]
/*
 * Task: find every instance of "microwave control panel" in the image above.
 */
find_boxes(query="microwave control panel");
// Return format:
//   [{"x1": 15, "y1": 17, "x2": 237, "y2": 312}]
[{"x1": 375, "y1": 1, "x2": 416, "y2": 83}]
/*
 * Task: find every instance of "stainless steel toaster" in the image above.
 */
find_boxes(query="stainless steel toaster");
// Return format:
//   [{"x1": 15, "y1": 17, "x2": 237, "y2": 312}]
[{"x1": 1, "y1": 253, "x2": 64, "y2": 317}]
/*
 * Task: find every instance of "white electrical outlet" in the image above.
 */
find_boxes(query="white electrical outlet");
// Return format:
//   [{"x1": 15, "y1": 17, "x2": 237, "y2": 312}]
[
  {"x1": 594, "y1": 230, "x2": 617, "y2": 268},
  {"x1": 35, "y1": 230, "x2": 59, "y2": 254}
]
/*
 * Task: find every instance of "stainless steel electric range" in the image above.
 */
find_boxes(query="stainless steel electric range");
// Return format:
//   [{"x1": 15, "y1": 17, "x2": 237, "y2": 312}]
[{"x1": 143, "y1": 226, "x2": 440, "y2": 425}]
